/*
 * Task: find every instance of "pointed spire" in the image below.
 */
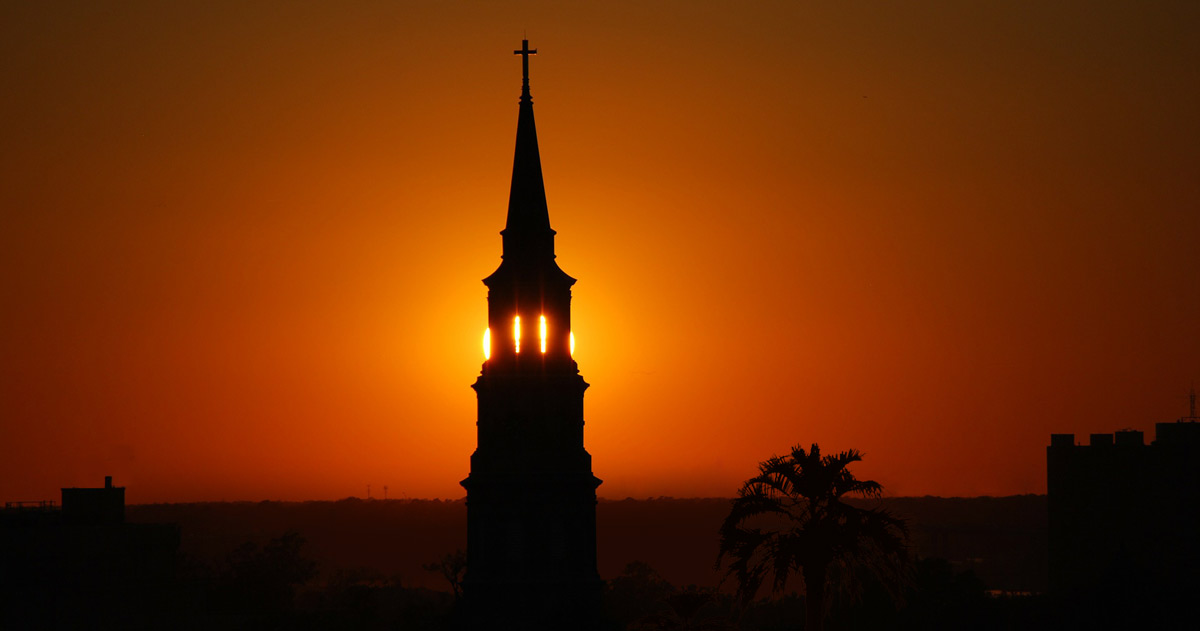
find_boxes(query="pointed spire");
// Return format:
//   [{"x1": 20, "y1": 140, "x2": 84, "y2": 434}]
[{"x1": 502, "y1": 39, "x2": 554, "y2": 261}]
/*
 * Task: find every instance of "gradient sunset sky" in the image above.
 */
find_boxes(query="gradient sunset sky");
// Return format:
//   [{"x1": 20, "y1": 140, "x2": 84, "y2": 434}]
[{"x1": 3, "y1": 1, "x2": 1198, "y2": 503}]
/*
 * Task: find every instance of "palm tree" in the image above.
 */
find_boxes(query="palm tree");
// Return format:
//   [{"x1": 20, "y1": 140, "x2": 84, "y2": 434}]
[{"x1": 716, "y1": 443, "x2": 908, "y2": 631}]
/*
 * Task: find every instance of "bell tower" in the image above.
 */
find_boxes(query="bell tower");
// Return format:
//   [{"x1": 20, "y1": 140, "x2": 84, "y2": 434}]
[{"x1": 460, "y1": 40, "x2": 603, "y2": 629}]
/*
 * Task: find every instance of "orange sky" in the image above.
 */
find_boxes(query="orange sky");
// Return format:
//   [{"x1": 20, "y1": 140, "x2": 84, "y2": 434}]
[{"x1": 2, "y1": 1, "x2": 1198, "y2": 503}]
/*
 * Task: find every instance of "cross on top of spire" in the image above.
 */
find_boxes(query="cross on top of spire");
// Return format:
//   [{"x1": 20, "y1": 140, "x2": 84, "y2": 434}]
[{"x1": 514, "y1": 39, "x2": 537, "y2": 102}]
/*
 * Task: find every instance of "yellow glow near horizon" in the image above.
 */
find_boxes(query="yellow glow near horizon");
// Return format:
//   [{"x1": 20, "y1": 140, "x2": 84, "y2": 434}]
[
  {"x1": 570, "y1": 331, "x2": 575, "y2": 357},
  {"x1": 539, "y1": 315, "x2": 547, "y2": 353},
  {"x1": 513, "y1": 315, "x2": 521, "y2": 353},
  {"x1": 482, "y1": 328, "x2": 490, "y2": 360}
]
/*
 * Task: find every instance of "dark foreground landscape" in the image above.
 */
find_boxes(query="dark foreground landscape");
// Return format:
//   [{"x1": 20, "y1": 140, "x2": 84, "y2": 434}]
[
  {"x1": 7, "y1": 494, "x2": 1185, "y2": 629},
  {"x1": 130, "y1": 495, "x2": 1047, "y2": 594},
  {"x1": 72, "y1": 495, "x2": 1054, "y2": 630}
]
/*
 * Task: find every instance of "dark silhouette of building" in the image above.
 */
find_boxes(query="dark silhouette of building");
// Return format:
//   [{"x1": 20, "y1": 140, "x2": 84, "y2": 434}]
[
  {"x1": 1047, "y1": 393, "x2": 1200, "y2": 623},
  {"x1": 459, "y1": 40, "x2": 603, "y2": 630},
  {"x1": 0, "y1": 477, "x2": 180, "y2": 628},
  {"x1": 61, "y1": 475, "x2": 126, "y2": 525}
]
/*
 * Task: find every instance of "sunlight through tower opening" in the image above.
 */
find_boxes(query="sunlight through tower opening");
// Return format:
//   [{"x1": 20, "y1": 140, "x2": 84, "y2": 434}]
[
  {"x1": 539, "y1": 315, "x2": 547, "y2": 353},
  {"x1": 513, "y1": 315, "x2": 521, "y2": 353},
  {"x1": 570, "y1": 331, "x2": 575, "y2": 357},
  {"x1": 483, "y1": 328, "x2": 491, "y2": 360}
]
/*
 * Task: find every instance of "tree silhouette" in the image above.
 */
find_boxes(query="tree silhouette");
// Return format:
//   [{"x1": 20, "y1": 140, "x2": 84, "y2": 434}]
[
  {"x1": 422, "y1": 549, "x2": 467, "y2": 599},
  {"x1": 216, "y1": 530, "x2": 317, "y2": 613},
  {"x1": 717, "y1": 443, "x2": 908, "y2": 631}
]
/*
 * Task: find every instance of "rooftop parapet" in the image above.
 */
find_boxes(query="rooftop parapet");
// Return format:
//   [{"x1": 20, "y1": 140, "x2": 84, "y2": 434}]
[
  {"x1": 1050, "y1": 434, "x2": 1075, "y2": 448},
  {"x1": 1114, "y1": 430, "x2": 1144, "y2": 447}
]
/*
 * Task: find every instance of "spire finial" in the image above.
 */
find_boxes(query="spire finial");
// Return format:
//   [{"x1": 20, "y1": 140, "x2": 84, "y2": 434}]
[{"x1": 514, "y1": 39, "x2": 537, "y2": 102}]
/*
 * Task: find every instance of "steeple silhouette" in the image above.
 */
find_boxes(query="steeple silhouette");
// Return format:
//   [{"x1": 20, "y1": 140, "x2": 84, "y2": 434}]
[
  {"x1": 461, "y1": 40, "x2": 602, "y2": 631},
  {"x1": 496, "y1": 39, "x2": 561, "y2": 267},
  {"x1": 483, "y1": 39, "x2": 575, "y2": 364}
]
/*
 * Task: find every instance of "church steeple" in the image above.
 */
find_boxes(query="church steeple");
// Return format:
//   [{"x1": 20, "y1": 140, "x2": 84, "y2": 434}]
[
  {"x1": 503, "y1": 39, "x2": 554, "y2": 262},
  {"x1": 462, "y1": 40, "x2": 603, "y2": 630},
  {"x1": 483, "y1": 39, "x2": 576, "y2": 368}
]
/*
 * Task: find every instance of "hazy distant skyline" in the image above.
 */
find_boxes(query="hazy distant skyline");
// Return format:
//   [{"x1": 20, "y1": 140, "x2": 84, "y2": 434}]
[{"x1": 3, "y1": 1, "x2": 1198, "y2": 502}]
